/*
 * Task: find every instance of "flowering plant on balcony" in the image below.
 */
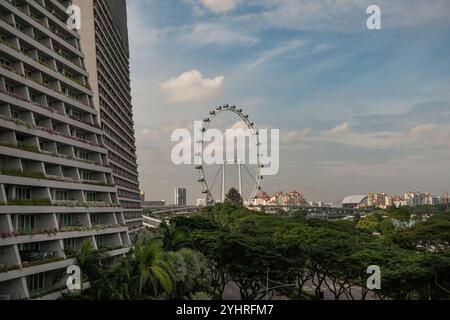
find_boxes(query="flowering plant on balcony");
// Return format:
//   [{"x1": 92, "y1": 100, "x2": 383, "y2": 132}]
[{"x1": 1, "y1": 231, "x2": 18, "y2": 239}]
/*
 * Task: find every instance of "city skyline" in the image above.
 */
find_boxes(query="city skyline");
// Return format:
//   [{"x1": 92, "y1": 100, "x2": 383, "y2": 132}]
[{"x1": 128, "y1": 0, "x2": 450, "y2": 204}]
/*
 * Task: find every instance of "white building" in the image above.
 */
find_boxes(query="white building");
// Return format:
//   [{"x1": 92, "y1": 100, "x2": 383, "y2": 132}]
[
  {"x1": 0, "y1": 0, "x2": 131, "y2": 299},
  {"x1": 174, "y1": 188, "x2": 186, "y2": 206}
]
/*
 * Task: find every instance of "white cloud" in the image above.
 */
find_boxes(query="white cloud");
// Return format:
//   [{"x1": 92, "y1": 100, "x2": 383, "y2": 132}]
[
  {"x1": 408, "y1": 123, "x2": 450, "y2": 146},
  {"x1": 408, "y1": 123, "x2": 436, "y2": 138},
  {"x1": 321, "y1": 122, "x2": 350, "y2": 137},
  {"x1": 319, "y1": 122, "x2": 403, "y2": 148},
  {"x1": 247, "y1": 39, "x2": 306, "y2": 70},
  {"x1": 160, "y1": 70, "x2": 224, "y2": 104},
  {"x1": 199, "y1": 0, "x2": 240, "y2": 13},
  {"x1": 226, "y1": 0, "x2": 450, "y2": 33},
  {"x1": 283, "y1": 128, "x2": 311, "y2": 142},
  {"x1": 182, "y1": 23, "x2": 257, "y2": 46}
]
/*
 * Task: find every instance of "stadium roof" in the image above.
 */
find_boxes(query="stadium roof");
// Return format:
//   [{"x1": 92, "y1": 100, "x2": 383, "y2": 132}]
[{"x1": 342, "y1": 195, "x2": 367, "y2": 204}]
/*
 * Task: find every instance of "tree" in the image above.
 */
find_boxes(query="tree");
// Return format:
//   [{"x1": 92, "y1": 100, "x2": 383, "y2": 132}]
[
  {"x1": 225, "y1": 188, "x2": 243, "y2": 206},
  {"x1": 189, "y1": 292, "x2": 213, "y2": 300},
  {"x1": 167, "y1": 251, "x2": 187, "y2": 299},
  {"x1": 133, "y1": 240, "x2": 173, "y2": 298},
  {"x1": 73, "y1": 240, "x2": 117, "y2": 299}
]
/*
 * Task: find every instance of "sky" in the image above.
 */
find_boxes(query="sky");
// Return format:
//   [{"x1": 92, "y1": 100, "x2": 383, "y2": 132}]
[{"x1": 126, "y1": 0, "x2": 450, "y2": 204}]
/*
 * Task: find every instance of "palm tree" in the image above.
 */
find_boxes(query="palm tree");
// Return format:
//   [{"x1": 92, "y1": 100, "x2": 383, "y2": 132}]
[
  {"x1": 73, "y1": 240, "x2": 114, "y2": 299},
  {"x1": 162, "y1": 223, "x2": 189, "y2": 251},
  {"x1": 132, "y1": 240, "x2": 174, "y2": 298}
]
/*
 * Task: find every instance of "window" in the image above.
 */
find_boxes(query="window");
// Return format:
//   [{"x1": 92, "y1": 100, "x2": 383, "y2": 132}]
[
  {"x1": 91, "y1": 213, "x2": 100, "y2": 225},
  {"x1": 11, "y1": 110, "x2": 20, "y2": 119},
  {"x1": 27, "y1": 273, "x2": 44, "y2": 294},
  {"x1": 42, "y1": 77, "x2": 50, "y2": 86},
  {"x1": 86, "y1": 192, "x2": 96, "y2": 202},
  {"x1": 64, "y1": 238, "x2": 76, "y2": 251},
  {"x1": 69, "y1": 91, "x2": 79, "y2": 101},
  {"x1": 65, "y1": 71, "x2": 75, "y2": 80},
  {"x1": 59, "y1": 213, "x2": 73, "y2": 227},
  {"x1": 16, "y1": 187, "x2": 31, "y2": 200},
  {"x1": 20, "y1": 242, "x2": 40, "y2": 251},
  {"x1": 75, "y1": 131, "x2": 86, "y2": 140},
  {"x1": 5, "y1": 83, "x2": 15, "y2": 94},
  {"x1": 34, "y1": 34, "x2": 43, "y2": 43},
  {"x1": 17, "y1": 215, "x2": 35, "y2": 232},
  {"x1": 31, "y1": 94, "x2": 38, "y2": 103},
  {"x1": 95, "y1": 235, "x2": 104, "y2": 247},
  {"x1": 55, "y1": 190, "x2": 69, "y2": 201},
  {"x1": 0, "y1": 34, "x2": 7, "y2": 43},
  {"x1": 15, "y1": 22, "x2": 24, "y2": 32},
  {"x1": 38, "y1": 56, "x2": 47, "y2": 65},
  {"x1": 76, "y1": 150, "x2": 89, "y2": 160},
  {"x1": 35, "y1": 118, "x2": 41, "y2": 126},
  {"x1": 82, "y1": 171, "x2": 94, "y2": 181},
  {"x1": 71, "y1": 110, "x2": 82, "y2": 120},
  {"x1": 0, "y1": 57, "x2": 11, "y2": 68},
  {"x1": 25, "y1": 69, "x2": 33, "y2": 78}
]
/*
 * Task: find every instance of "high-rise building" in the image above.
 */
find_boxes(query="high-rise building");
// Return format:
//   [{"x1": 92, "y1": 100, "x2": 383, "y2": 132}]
[
  {"x1": 0, "y1": 0, "x2": 131, "y2": 299},
  {"x1": 174, "y1": 188, "x2": 186, "y2": 206},
  {"x1": 73, "y1": 0, "x2": 142, "y2": 232}
]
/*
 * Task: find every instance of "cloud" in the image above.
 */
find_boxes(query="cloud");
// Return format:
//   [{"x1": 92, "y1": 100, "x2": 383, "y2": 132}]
[
  {"x1": 182, "y1": 23, "x2": 257, "y2": 46},
  {"x1": 321, "y1": 122, "x2": 350, "y2": 137},
  {"x1": 160, "y1": 70, "x2": 224, "y2": 104},
  {"x1": 283, "y1": 128, "x2": 311, "y2": 142},
  {"x1": 408, "y1": 123, "x2": 450, "y2": 146},
  {"x1": 198, "y1": 0, "x2": 240, "y2": 14},
  {"x1": 239, "y1": 0, "x2": 450, "y2": 32},
  {"x1": 409, "y1": 123, "x2": 437, "y2": 138},
  {"x1": 247, "y1": 39, "x2": 306, "y2": 70}
]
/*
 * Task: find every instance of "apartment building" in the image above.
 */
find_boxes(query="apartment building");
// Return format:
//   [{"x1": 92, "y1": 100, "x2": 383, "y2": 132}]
[
  {"x1": 0, "y1": 0, "x2": 131, "y2": 300},
  {"x1": 74, "y1": 0, "x2": 142, "y2": 233}
]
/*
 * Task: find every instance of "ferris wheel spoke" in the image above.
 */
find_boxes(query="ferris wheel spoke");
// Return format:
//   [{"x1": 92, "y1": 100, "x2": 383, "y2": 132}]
[
  {"x1": 242, "y1": 164, "x2": 257, "y2": 184},
  {"x1": 209, "y1": 166, "x2": 222, "y2": 191}
]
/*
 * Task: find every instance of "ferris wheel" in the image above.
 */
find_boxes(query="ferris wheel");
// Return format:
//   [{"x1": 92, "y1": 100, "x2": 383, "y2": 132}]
[{"x1": 196, "y1": 105, "x2": 263, "y2": 207}]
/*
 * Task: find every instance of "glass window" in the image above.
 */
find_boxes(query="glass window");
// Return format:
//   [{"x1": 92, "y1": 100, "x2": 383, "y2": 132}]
[
  {"x1": 82, "y1": 171, "x2": 94, "y2": 181},
  {"x1": 11, "y1": 110, "x2": 20, "y2": 119},
  {"x1": 55, "y1": 190, "x2": 69, "y2": 201},
  {"x1": 16, "y1": 187, "x2": 31, "y2": 200},
  {"x1": 27, "y1": 273, "x2": 44, "y2": 294},
  {"x1": 59, "y1": 213, "x2": 73, "y2": 227},
  {"x1": 86, "y1": 192, "x2": 96, "y2": 202},
  {"x1": 64, "y1": 238, "x2": 76, "y2": 251},
  {"x1": 5, "y1": 83, "x2": 15, "y2": 93},
  {"x1": 18, "y1": 214, "x2": 35, "y2": 232}
]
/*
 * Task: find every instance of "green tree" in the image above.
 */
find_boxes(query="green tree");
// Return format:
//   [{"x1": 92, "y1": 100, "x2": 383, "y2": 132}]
[
  {"x1": 167, "y1": 251, "x2": 187, "y2": 299},
  {"x1": 133, "y1": 240, "x2": 173, "y2": 298},
  {"x1": 225, "y1": 188, "x2": 243, "y2": 206}
]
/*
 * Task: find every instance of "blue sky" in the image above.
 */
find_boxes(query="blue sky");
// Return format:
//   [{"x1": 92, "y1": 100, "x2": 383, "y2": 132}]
[{"x1": 127, "y1": 0, "x2": 450, "y2": 204}]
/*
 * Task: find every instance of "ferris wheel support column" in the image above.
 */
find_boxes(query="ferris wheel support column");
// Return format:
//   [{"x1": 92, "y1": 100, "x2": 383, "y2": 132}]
[
  {"x1": 221, "y1": 162, "x2": 226, "y2": 202},
  {"x1": 238, "y1": 163, "x2": 243, "y2": 196}
]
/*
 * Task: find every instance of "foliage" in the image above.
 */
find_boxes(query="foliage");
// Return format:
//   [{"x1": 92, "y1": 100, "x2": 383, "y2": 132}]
[
  {"x1": 69, "y1": 202, "x2": 450, "y2": 300},
  {"x1": 225, "y1": 188, "x2": 243, "y2": 206}
]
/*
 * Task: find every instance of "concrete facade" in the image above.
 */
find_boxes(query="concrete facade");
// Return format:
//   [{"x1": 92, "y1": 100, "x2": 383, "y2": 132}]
[
  {"x1": 73, "y1": 0, "x2": 142, "y2": 233},
  {"x1": 0, "y1": 0, "x2": 131, "y2": 300}
]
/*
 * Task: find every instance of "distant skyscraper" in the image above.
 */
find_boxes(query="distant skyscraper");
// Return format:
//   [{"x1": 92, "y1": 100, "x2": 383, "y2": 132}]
[
  {"x1": 175, "y1": 188, "x2": 187, "y2": 206},
  {"x1": 74, "y1": 0, "x2": 142, "y2": 232}
]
